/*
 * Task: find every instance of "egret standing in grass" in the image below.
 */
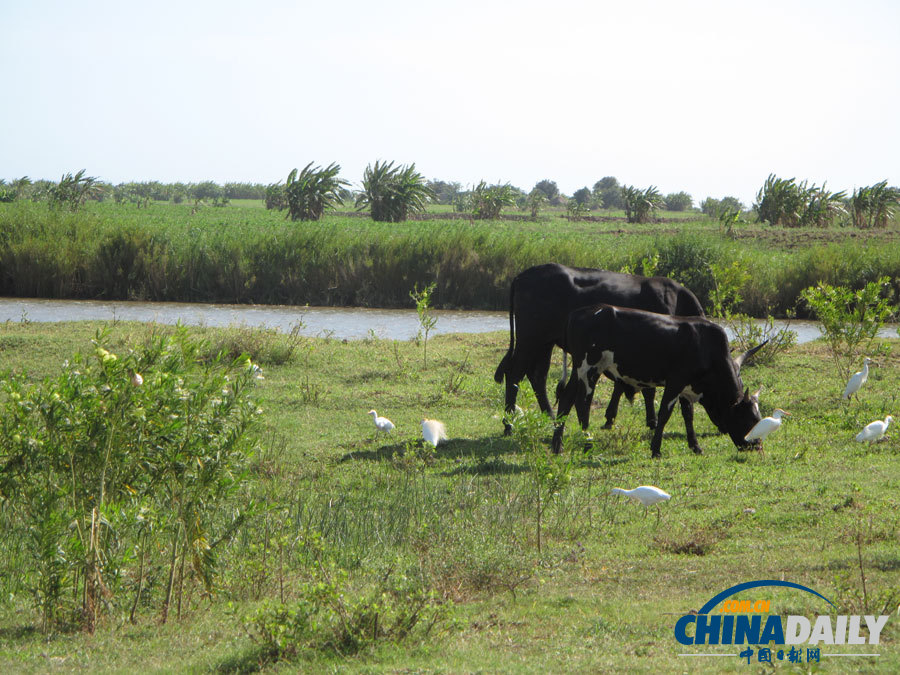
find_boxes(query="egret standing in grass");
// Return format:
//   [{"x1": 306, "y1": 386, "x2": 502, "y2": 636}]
[
  {"x1": 367, "y1": 410, "x2": 395, "y2": 436},
  {"x1": 421, "y1": 419, "x2": 448, "y2": 447},
  {"x1": 744, "y1": 408, "x2": 790, "y2": 446},
  {"x1": 855, "y1": 415, "x2": 892, "y2": 443},
  {"x1": 842, "y1": 358, "x2": 873, "y2": 400},
  {"x1": 610, "y1": 485, "x2": 671, "y2": 523}
]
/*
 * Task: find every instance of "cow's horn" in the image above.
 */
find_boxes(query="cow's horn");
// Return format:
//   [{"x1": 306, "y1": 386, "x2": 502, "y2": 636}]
[{"x1": 734, "y1": 340, "x2": 769, "y2": 369}]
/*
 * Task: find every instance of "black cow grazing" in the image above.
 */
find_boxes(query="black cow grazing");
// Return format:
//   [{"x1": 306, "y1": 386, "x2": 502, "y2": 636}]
[
  {"x1": 493, "y1": 263, "x2": 705, "y2": 434},
  {"x1": 551, "y1": 304, "x2": 764, "y2": 458}
]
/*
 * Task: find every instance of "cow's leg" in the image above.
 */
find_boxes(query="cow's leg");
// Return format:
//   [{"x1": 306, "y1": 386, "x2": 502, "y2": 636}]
[
  {"x1": 574, "y1": 367, "x2": 599, "y2": 431},
  {"x1": 679, "y1": 398, "x2": 702, "y2": 454},
  {"x1": 502, "y1": 352, "x2": 529, "y2": 435},
  {"x1": 649, "y1": 383, "x2": 682, "y2": 459},
  {"x1": 502, "y1": 381, "x2": 519, "y2": 435},
  {"x1": 551, "y1": 360, "x2": 581, "y2": 454},
  {"x1": 603, "y1": 379, "x2": 623, "y2": 429},
  {"x1": 526, "y1": 343, "x2": 556, "y2": 417},
  {"x1": 642, "y1": 388, "x2": 657, "y2": 429}
]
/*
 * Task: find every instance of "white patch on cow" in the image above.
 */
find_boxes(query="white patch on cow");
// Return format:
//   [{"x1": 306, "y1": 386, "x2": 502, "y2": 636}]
[
  {"x1": 680, "y1": 385, "x2": 703, "y2": 402},
  {"x1": 577, "y1": 350, "x2": 614, "y2": 396},
  {"x1": 576, "y1": 360, "x2": 595, "y2": 395},
  {"x1": 619, "y1": 374, "x2": 662, "y2": 389}
]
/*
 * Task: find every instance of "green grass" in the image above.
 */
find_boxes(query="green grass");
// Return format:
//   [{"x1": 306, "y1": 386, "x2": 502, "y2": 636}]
[
  {"x1": 1, "y1": 200, "x2": 899, "y2": 316},
  {"x1": 0, "y1": 320, "x2": 898, "y2": 672}
]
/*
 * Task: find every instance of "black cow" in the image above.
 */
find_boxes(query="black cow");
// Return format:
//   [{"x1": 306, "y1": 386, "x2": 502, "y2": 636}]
[
  {"x1": 493, "y1": 263, "x2": 705, "y2": 434},
  {"x1": 551, "y1": 304, "x2": 764, "y2": 458}
]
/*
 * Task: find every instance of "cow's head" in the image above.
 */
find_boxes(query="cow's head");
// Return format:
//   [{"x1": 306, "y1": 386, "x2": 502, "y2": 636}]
[
  {"x1": 701, "y1": 385, "x2": 762, "y2": 448},
  {"x1": 699, "y1": 340, "x2": 766, "y2": 448},
  {"x1": 725, "y1": 387, "x2": 763, "y2": 448}
]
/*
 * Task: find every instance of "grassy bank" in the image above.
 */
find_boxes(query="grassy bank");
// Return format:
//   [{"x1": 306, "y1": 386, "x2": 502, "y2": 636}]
[
  {"x1": 0, "y1": 320, "x2": 898, "y2": 672},
  {"x1": 1, "y1": 201, "x2": 899, "y2": 317}
]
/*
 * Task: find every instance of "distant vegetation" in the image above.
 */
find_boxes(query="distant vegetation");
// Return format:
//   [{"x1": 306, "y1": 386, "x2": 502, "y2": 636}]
[
  {"x1": 1, "y1": 167, "x2": 898, "y2": 316},
  {"x1": 1, "y1": 200, "x2": 899, "y2": 318},
  {"x1": 3, "y1": 168, "x2": 896, "y2": 231}
]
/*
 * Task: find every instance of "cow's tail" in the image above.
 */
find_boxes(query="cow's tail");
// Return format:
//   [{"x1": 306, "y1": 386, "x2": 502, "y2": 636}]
[{"x1": 493, "y1": 280, "x2": 516, "y2": 384}]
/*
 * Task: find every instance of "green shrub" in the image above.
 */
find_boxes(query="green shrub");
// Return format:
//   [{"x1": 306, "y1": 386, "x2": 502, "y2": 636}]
[
  {"x1": 244, "y1": 555, "x2": 451, "y2": 661},
  {"x1": 0, "y1": 328, "x2": 262, "y2": 630},
  {"x1": 471, "y1": 181, "x2": 516, "y2": 220},
  {"x1": 800, "y1": 277, "x2": 894, "y2": 383}
]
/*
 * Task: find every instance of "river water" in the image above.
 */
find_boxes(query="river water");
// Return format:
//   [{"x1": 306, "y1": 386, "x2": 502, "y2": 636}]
[{"x1": 0, "y1": 297, "x2": 896, "y2": 344}]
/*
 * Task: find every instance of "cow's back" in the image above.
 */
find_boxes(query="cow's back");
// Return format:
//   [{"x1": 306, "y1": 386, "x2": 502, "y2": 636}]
[
  {"x1": 568, "y1": 304, "x2": 737, "y2": 392},
  {"x1": 512, "y1": 264, "x2": 703, "y2": 346}
]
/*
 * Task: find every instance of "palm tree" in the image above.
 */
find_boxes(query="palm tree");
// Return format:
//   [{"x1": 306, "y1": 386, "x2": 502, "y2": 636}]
[
  {"x1": 622, "y1": 185, "x2": 663, "y2": 223},
  {"x1": 355, "y1": 161, "x2": 433, "y2": 222},
  {"x1": 802, "y1": 185, "x2": 846, "y2": 227},
  {"x1": 850, "y1": 181, "x2": 900, "y2": 228},
  {"x1": 283, "y1": 162, "x2": 347, "y2": 221},
  {"x1": 50, "y1": 170, "x2": 102, "y2": 210}
]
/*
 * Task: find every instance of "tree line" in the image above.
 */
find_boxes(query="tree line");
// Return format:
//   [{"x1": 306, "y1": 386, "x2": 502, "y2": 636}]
[{"x1": 2, "y1": 167, "x2": 897, "y2": 228}]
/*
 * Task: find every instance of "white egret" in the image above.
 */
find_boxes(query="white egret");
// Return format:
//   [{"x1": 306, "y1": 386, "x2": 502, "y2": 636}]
[
  {"x1": 855, "y1": 415, "x2": 892, "y2": 443},
  {"x1": 367, "y1": 410, "x2": 395, "y2": 435},
  {"x1": 842, "y1": 358, "x2": 873, "y2": 400},
  {"x1": 610, "y1": 485, "x2": 671, "y2": 523},
  {"x1": 421, "y1": 419, "x2": 448, "y2": 447},
  {"x1": 744, "y1": 409, "x2": 790, "y2": 443}
]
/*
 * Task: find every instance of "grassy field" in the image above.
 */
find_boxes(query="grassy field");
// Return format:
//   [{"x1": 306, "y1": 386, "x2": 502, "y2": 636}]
[
  {"x1": 1, "y1": 200, "x2": 899, "y2": 316},
  {"x1": 0, "y1": 319, "x2": 898, "y2": 672}
]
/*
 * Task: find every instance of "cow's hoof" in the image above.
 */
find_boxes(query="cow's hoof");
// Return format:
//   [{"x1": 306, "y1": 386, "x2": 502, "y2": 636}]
[
  {"x1": 601, "y1": 420, "x2": 614, "y2": 430},
  {"x1": 691, "y1": 446, "x2": 703, "y2": 455},
  {"x1": 503, "y1": 424, "x2": 513, "y2": 436},
  {"x1": 651, "y1": 451, "x2": 661, "y2": 459},
  {"x1": 646, "y1": 421, "x2": 657, "y2": 430}
]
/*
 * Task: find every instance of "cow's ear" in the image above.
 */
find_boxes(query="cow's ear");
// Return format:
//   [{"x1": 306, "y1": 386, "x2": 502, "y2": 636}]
[
  {"x1": 751, "y1": 387, "x2": 762, "y2": 400},
  {"x1": 743, "y1": 387, "x2": 749, "y2": 400}
]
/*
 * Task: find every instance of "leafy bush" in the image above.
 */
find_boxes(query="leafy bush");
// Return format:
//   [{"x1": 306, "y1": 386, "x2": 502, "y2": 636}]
[
  {"x1": 264, "y1": 182, "x2": 287, "y2": 211},
  {"x1": 566, "y1": 200, "x2": 590, "y2": 221},
  {"x1": 0, "y1": 328, "x2": 262, "y2": 631},
  {"x1": 526, "y1": 189, "x2": 547, "y2": 218},
  {"x1": 654, "y1": 235, "x2": 718, "y2": 309},
  {"x1": 800, "y1": 277, "x2": 894, "y2": 383},
  {"x1": 664, "y1": 191, "x2": 693, "y2": 211},
  {"x1": 410, "y1": 282, "x2": 437, "y2": 367},
  {"x1": 700, "y1": 196, "x2": 744, "y2": 218},
  {"x1": 244, "y1": 554, "x2": 451, "y2": 661},
  {"x1": 725, "y1": 314, "x2": 797, "y2": 366},
  {"x1": 471, "y1": 181, "x2": 516, "y2": 220},
  {"x1": 512, "y1": 408, "x2": 576, "y2": 553}
]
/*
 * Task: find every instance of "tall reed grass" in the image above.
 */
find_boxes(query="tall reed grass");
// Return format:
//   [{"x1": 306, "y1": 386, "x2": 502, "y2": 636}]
[{"x1": 1, "y1": 201, "x2": 898, "y2": 317}]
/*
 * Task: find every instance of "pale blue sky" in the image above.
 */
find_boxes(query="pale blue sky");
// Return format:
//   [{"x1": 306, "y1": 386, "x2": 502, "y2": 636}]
[{"x1": 2, "y1": 0, "x2": 898, "y2": 205}]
